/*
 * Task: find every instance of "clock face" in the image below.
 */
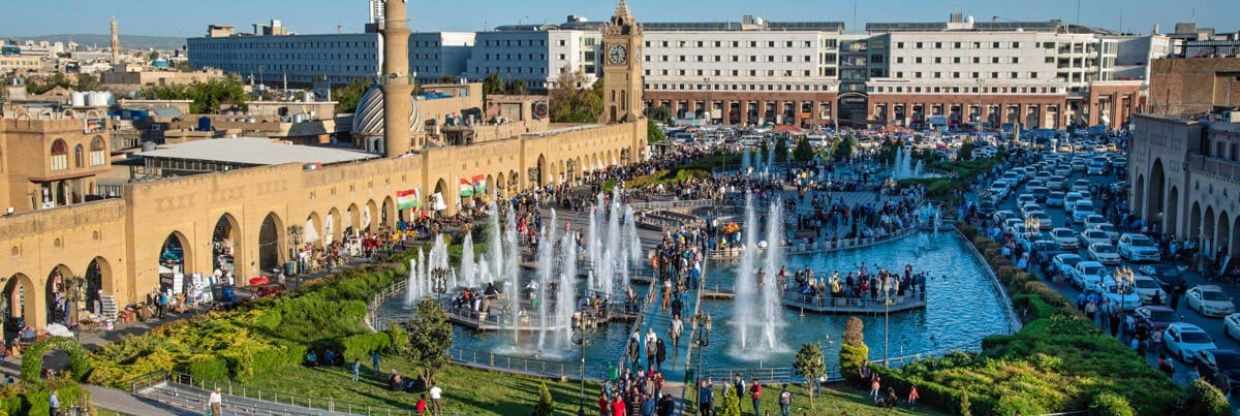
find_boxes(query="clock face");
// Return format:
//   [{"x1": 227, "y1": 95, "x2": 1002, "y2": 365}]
[{"x1": 608, "y1": 44, "x2": 627, "y2": 65}]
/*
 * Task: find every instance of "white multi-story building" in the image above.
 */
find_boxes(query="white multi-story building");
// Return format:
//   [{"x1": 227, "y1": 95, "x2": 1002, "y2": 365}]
[
  {"x1": 463, "y1": 22, "x2": 602, "y2": 90},
  {"x1": 638, "y1": 16, "x2": 844, "y2": 126},
  {"x1": 188, "y1": 32, "x2": 381, "y2": 87},
  {"x1": 410, "y1": 32, "x2": 475, "y2": 83}
]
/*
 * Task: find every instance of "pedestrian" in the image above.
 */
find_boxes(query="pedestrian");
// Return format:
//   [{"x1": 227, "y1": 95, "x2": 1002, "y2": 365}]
[
  {"x1": 870, "y1": 376, "x2": 881, "y2": 403},
  {"x1": 908, "y1": 385, "x2": 919, "y2": 405},
  {"x1": 612, "y1": 394, "x2": 628, "y2": 416},
  {"x1": 1108, "y1": 309, "x2": 1121, "y2": 338},
  {"x1": 371, "y1": 350, "x2": 382, "y2": 374},
  {"x1": 352, "y1": 359, "x2": 361, "y2": 382},
  {"x1": 749, "y1": 378, "x2": 762, "y2": 416},
  {"x1": 778, "y1": 384, "x2": 792, "y2": 416},
  {"x1": 415, "y1": 394, "x2": 427, "y2": 415},
  {"x1": 600, "y1": 392, "x2": 611, "y2": 416},
  {"x1": 655, "y1": 338, "x2": 666, "y2": 371},
  {"x1": 208, "y1": 387, "x2": 223, "y2": 416},
  {"x1": 429, "y1": 383, "x2": 443, "y2": 415},
  {"x1": 49, "y1": 390, "x2": 59, "y2": 416},
  {"x1": 698, "y1": 379, "x2": 715, "y2": 416}
]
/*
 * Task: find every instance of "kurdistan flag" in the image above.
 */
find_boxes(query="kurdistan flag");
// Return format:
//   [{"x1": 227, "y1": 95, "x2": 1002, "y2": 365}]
[
  {"x1": 396, "y1": 189, "x2": 419, "y2": 210},
  {"x1": 472, "y1": 175, "x2": 487, "y2": 193},
  {"x1": 459, "y1": 178, "x2": 474, "y2": 198}
]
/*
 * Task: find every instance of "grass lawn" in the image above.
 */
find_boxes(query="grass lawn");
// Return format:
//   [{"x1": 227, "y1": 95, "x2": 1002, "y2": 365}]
[
  {"x1": 231, "y1": 352, "x2": 939, "y2": 416},
  {"x1": 236, "y1": 355, "x2": 603, "y2": 416}
]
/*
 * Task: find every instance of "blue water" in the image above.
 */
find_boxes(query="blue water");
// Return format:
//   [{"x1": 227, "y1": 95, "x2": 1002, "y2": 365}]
[{"x1": 376, "y1": 231, "x2": 1013, "y2": 381}]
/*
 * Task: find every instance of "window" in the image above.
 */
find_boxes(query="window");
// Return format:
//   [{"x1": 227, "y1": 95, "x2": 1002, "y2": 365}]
[
  {"x1": 953, "y1": 57, "x2": 961, "y2": 64},
  {"x1": 897, "y1": 42, "x2": 905, "y2": 49},
  {"x1": 973, "y1": 57, "x2": 981, "y2": 64},
  {"x1": 1030, "y1": 72, "x2": 1038, "y2": 79},
  {"x1": 954, "y1": 42, "x2": 962, "y2": 48},
  {"x1": 935, "y1": 42, "x2": 942, "y2": 49},
  {"x1": 1010, "y1": 72, "x2": 1019, "y2": 79},
  {"x1": 915, "y1": 42, "x2": 923, "y2": 48},
  {"x1": 915, "y1": 57, "x2": 923, "y2": 64},
  {"x1": 992, "y1": 42, "x2": 1000, "y2": 48},
  {"x1": 1011, "y1": 57, "x2": 1020, "y2": 64},
  {"x1": 992, "y1": 57, "x2": 1000, "y2": 64},
  {"x1": 896, "y1": 57, "x2": 904, "y2": 64},
  {"x1": 73, "y1": 144, "x2": 84, "y2": 168},
  {"x1": 1012, "y1": 42, "x2": 1020, "y2": 49},
  {"x1": 50, "y1": 139, "x2": 68, "y2": 171},
  {"x1": 933, "y1": 72, "x2": 941, "y2": 78},
  {"x1": 934, "y1": 57, "x2": 942, "y2": 64}
]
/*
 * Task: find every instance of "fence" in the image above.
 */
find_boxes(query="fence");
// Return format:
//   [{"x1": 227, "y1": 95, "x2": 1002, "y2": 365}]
[
  {"x1": 708, "y1": 227, "x2": 918, "y2": 259},
  {"x1": 137, "y1": 372, "x2": 421, "y2": 416}
]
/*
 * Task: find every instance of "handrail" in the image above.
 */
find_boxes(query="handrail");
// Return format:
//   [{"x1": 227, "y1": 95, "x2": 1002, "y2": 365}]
[
  {"x1": 162, "y1": 371, "x2": 417, "y2": 416},
  {"x1": 708, "y1": 226, "x2": 918, "y2": 259}
]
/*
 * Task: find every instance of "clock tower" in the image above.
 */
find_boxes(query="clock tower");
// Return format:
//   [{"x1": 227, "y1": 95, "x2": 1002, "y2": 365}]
[{"x1": 601, "y1": 0, "x2": 643, "y2": 124}]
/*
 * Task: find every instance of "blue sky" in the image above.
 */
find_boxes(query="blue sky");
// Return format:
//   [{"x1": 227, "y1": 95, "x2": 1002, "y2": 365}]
[{"x1": 2, "y1": 0, "x2": 1235, "y2": 37}]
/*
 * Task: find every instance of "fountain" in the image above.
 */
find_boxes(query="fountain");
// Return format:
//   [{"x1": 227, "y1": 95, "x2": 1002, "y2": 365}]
[
  {"x1": 554, "y1": 230, "x2": 578, "y2": 351},
  {"x1": 404, "y1": 257, "x2": 419, "y2": 308},
  {"x1": 504, "y1": 204, "x2": 521, "y2": 345},
  {"x1": 759, "y1": 198, "x2": 787, "y2": 352},
  {"x1": 460, "y1": 233, "x2": 476, "y2": 288},
  {"x1": 731, "y1": 193, "x2": 788, "y2": 358},
  {"x1": 733, "y1": 192, "x2": 758, "y2": 352},
  {"x1": 741, "y1": 146, "x2": 752, "y2": 174},
  {"x1": 536, "y1": 210, "x2": 558, "y2": 351},
  {"x1": 486, "y1": 203, "x2": 504, "y2": 284}
]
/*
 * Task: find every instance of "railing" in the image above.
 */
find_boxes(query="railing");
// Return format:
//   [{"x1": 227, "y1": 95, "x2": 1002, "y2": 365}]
[
  {"x1": 448, "y1": 347, "x2": 595, "y2": 381},
  {"x1": 628, "y1": 199, "x2": 716, "y2": 212},
  {"x1": 708, "y1": 226, "x2": 918, "y2": 259},
  {"x1": 955, "y1": 227, "x2": 1023, "y2": 333},
  {"x1": 160, "y1": 372, "x2": 418, "y2": 416}
]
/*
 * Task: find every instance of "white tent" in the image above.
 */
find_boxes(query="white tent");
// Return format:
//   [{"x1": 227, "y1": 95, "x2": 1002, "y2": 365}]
[
  {"x1": 323, "y1": 215, "x2": 335, "y2": 245},
  {"x1": 303, "y1": 219, "x2": 319, "y2": 243}
]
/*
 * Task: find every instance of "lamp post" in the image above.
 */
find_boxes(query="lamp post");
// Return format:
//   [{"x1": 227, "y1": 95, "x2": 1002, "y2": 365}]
[
  {"x1": 1113, "y1": 267, "x2": 1136, "y2": 312},
  {"x1": 573, "y1": 318, "x2": 590, "y2": 414}
]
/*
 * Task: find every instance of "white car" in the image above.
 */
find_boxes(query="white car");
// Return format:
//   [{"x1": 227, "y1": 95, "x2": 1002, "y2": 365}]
[
  {"x1": 1133, "y1": 275, "x2": 1168, "y2": 305},
  {"x1": 1087, "y1": 242, "x2": 1121, "y2": 266},
  {"x1": 1071, "y1": 202, "x2": 1096, "y2": 224},
  {"x1": 1072, "y1": 261, "x2": 1108, "y2": 290},
  {"x1": 1016, "y1": 194, "x2": 1036, "y2": 208},
  {"x1": 1163, "y1": 323, "x2": 1217, "y2": 364},
  {"x1": 1027, "y1": 211, "x2": 1053, "y2": 231},
  {"x1": 1047, "y1": 192, "x2": 1066, "y2": 207},
  {"x1": 1091, "y1": 281, "x2": 1142, "y2": 313},
  {"x1": 992, "y1": 210, "x2": 1017, "y2": 224},
  {"x1": 1083, "y1": 215, "x2": 1109, "y2": 230},
  {"x1": 1087, "y1": 160, "x2": 1107, "y2": 175},
  {"x1": 1064, "y1": 193, "x2": 1085, "y2": 211},
  {"x1": 1052, "y1": 228, "x2": 1078, "y2": 250},
  {"x1": 1079, "y1": 229, "x2": 1110, "y2": 248},
  {"x1": 1188, "y1": 285, "x2": 1237, "y2": 318},
  {"x1": 1225, "y1": 314, "x2": 1240, "y2": 340},
  {"x1": 1118, "y1": 233, "x2": 1161, "y2": 263},
  {"x1": 1053, "y1": 253, "x2": 1083, "y2": 277},
  {"x1": 1089, "y1": 223, "x2": 1121, "y2": 242}
]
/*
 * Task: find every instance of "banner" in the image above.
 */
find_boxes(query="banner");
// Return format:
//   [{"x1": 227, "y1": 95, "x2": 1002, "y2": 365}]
[
  {"x1": 432, "y1": 192, "x2": 447, "y2": 211},
  {"x1": 396, "y1": 189, "x2": 419, "y2": 210},
  {"x1": 459, "y1": 178, "x2": 475, "y2": 198},
  {"x1": 471, "y1": 175, "x2": 488, "y2": 194}
]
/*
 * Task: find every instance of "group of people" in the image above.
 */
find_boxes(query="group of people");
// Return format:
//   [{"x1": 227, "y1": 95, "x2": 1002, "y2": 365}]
[
  {"x1": 792, "y1": 264, "x2": 928, "y2": 306},
  {"x1": 695, "y1": 376, "x2": 796, "y2": 416},
  {"x1": 598, "y1": 366, "x2": 676, "y2": 416}
]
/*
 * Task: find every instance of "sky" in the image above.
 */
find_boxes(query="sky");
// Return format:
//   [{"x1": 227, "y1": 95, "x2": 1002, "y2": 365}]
[{"x1": 2, "y1": 0, "x2": 1235, "y2": 38}]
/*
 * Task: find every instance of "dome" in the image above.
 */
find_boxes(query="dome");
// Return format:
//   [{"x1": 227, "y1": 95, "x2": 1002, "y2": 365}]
[{"x1": 351, "y1": 84, "x2": 420, "y2": 138}]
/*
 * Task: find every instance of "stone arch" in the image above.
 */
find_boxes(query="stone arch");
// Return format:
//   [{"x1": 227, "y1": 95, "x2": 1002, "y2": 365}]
[
  {"x1": 258, "y1": 212, "x2": 285, "y2": 274},
  {"x1": 433, "y1": 178, "x2": 449, "y2": 215},
  {"x1": 3, "y1": 273, "x2": 37, "y2": 330},
  {"x1": 534, "y1": 154, "x2": 547, "y2": 187},
  {"x1": 211, "y1": 213, "x2": 240, "y2": 276},
  {"x1": 83, "y1": 257, "x2": 112, "y2": 318},
  {"x1": 484, "y1": 174, "x2": 494, "y2": 200},
  {"x1": 381, "y1": 197, "x2": 396, "y2": 228},
  {"x1": 1133, "y1": 174, "x2": 1145, "y2": 219},
  {"x1": 158, "y1": 231, "x2": 192, "y2": 287},
  {"x1": 1218, "y1": 210, "x2": 1231, "y2": 259},
  {"x1": 365, "y1": 200, "x2": 380, "y2": 233},
  {"x1": 509, "y1": 170, "x2": 519, "y2": 191},
  {"x1": 326, "y1": 207, "x2": 343, "y2": 245},
  {"x1": 73, "y1": 144, "x2": 84, "y2": 168},
  {"x1": 1232, "y1": 216, "x2": 1240, "y2": 259},
  {"x1": 1204, "y1": 206, "x2": 1217, "y2": 252},
  {"x1": 1165, "y1": 186, "x2": 1179, "y2": 238},
  {"x1": 496, "y1": 172, "x2": 506, "y2": 197},
  {"x1": 49, "y1": 138, "x2": 68, "y2": 171},
  {"x1": 1189, "y1": 201, "x2": 1202, "y2": 241},
  {"x1": 1146, "y1": 159, "x2": 1165, "y2": 225},
  {"x1": 346, "y1": 203, "x2": 362, "y2": 237},
  {"x1": 45, "y1": 264, "x2": 74, "y2": 326},
  {"x1": 305, "y1": 212, "x2": 323, "y2": 248}
]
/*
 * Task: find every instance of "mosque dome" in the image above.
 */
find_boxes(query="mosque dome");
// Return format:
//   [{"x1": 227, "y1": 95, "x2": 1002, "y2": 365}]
[{"x1": 351, "y1": 84, "x2": 420, "y2": 138}]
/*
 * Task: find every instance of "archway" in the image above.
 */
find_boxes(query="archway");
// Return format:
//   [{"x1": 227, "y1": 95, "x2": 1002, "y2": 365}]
[
  {"x1": 158, "y1": 232, "x2": 191, "y2": 291},
  {"x1": 509, "y1": 170, "x2": 519, "y2": 192},
  {"x1": 1204, "y1": 206, "x2": 1217, "y2": 254},
  {"x1": 1218, "y1": 211, "x2": 1231, "y2": 260},
  {"x1": 45, "y1": 265, "x2": 74, "y2": 326},
  {"x1": 326, "y1": 208, "x2": 342, "y2": 245},
  {"x1": 535, "y1": 154, "x2": 547, "y2": 187},
  {"x1": 84, "y1": 257, "x2": 111, "y2": 318},
  {"x1": 258, "y1": 213, "x2": 284, "y2": 275},
  {"x1": 304, "y1": 212, "x2": 323, "y2": 249},
  {"x1": 1165, "y1": 186, "x2": 1179, "y2": 238},
  {"x1": 381, "y1": 197, "x2": 396, "y2": 228},
  {"x1": 3, "y1": 274, "x2": 36, "y2": 340},
  {"x1": 496, "y1": 172, "x2": 506, "y2": 198},
  {"x1": 1133, "y1": 175, "x2": 1145, "y2": 219},
  {"x1": 365, "y1": 200, "x2": 380, "y2": 233},
  {"x1": 1232, "y1": 216, "x2": 1240, "y2": 259},
  {"x1": 1146, "y1": 160, "x2": 1165, "y2": 225},
  {"x1": 1189, "y1": 202, "x2": 1202, "y2": 241},
  {"x1": 433, "y1": 178, "x2": 448, "y2": 215},
  {"x1": 211, "y1": 214, "x2": 240, "y2": 276},
  {"x1": 346, "y1": 204, "x2": 362, "y2": 238}
]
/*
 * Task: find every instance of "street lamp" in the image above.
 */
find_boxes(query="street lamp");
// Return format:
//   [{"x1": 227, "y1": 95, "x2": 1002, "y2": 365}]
[
  {"x1": 573, "y1": 318, "x2": 590, "y2": 414},
  {"x1": 1113, "y1": 267, "x2": 1136, "y2": 312}
]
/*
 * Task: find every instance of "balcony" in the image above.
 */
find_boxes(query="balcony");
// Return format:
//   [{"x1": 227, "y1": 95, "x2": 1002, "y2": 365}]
[{"x1": 1189, "y1": 154, "x2": 1240, "y2": 182}]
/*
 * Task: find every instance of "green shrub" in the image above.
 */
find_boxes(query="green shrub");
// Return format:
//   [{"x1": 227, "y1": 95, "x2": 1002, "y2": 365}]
[
  {"x1": 1185, "y1": 379, "x2": 1230, "y2": 416},
  {"x1": 1090, "y1": 392, "x2": 1135, "y2": 416},
  {"x1": 342, "y1": 333, "x2": 392, "y2": 363},
  {"x1": 184, "y1": 355, "x2": 229, "y2": 384},
  {"x1": 385, "y1": 325, "x2": 410, "y2": 355},
  {"x1": 533, "y1": 382, "x2": 554, "y2": 416},
  {"x1": 839, "y1": 317, "x2": 869, "y2": 383}
]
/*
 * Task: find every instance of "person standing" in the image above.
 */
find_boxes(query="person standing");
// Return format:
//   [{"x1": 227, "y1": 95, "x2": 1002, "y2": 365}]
[
  {"x1": 749, "y1": 378, "x2": 762, "y2": 416},
  {"x1": 207, "y1": 388, "x2": 222, "y2": 416},
  {"x1": 655, "y1": 338, "x2": 667, "y2": 372},
  {"x1": 698, "y1": 379, "x2": 715, "y2": 416},
  {"x1": 429, "y1": 383, "x2": 443, "y2": 415},
  {"x1": 778, "y1": 384, "x2": 792, "y2": 416},
  {"x1": 371, "y1": 350, "x2": 381, "y2": 375},
  {"x1": 352, "y1": 359, "x2": 361, "y2": 382},
  {"x1": 415, "y1": 394, "x2": 427, "y2": 415},
  {"x1": 49, "y1": 390, "x2": 59, "y2": 416}
]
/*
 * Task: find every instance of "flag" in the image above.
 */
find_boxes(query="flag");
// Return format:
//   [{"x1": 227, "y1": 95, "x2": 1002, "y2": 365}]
[
  {"x1": 459, "y1": 178, "x2": 474, "y2": 198},
  {"x1": 396, "y1": 189, "x2": 419, "y2": 210},
  {"x1": 471, "y1": 175, "x2": 488, "y2": 194}
]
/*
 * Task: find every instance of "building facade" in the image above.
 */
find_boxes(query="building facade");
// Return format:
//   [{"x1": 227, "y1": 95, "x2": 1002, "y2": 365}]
[
  {"x1": 187, "y1": 32, "x2": 381, "y2": 87},
  {"x1": 464, "y1": 27, "x2": 601, "y2": 90}
]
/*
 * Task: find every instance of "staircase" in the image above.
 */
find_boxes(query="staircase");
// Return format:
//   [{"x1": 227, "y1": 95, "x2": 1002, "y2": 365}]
[{"x1": 100, "y1": 295, "x2": 118, "y2": 321}]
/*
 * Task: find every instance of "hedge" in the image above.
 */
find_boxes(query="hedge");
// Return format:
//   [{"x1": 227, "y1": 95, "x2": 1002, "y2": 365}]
[{"x1": 19, "y1": 338, "x2": 90, "y2": 385}]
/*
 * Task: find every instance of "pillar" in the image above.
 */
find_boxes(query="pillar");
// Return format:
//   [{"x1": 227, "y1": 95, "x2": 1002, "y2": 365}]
[
  {"x1": 794, "y1": 101, "x2": 805, "y2": 126},
  {"x1": 381, "y1": 0, "x2": 413, "y2": 158},
  {"x1": 1109, "y1": 94, "x2": 1121, "y2": 131},
  {"x1": 741, "y1": 101, "x2": 750, "y2": 126},
  {"x1": 757, "y1": 100, "x2": 768, "y2": 126},
  {"x1": 722, "y1": 101, "x2": 733, "y2": 126}
]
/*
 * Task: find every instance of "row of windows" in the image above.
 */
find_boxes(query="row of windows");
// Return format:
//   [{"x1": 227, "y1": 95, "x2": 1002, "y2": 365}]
[
  {"x1": 411, "y1": 40, "x2": 442, "y2": 48},
  {"x1": 893, "y1": 70, "x2": 1041, "y2": 80},
  {"x1": 645, "y1": 67, "x2": 838, "y2": 78},
  {"x1": 411, "y1": 53, "x2": 440, "y2": 61},
  {"x1": 896, "y1": 40, "x2": 1045, "y2": 50},
  {"x1": 894, "y1": 55, "x2": 1026, "y2": 65},
  {"x1": 481, "y1": 39, "x2": 547, "y2": 47},
  {"x1": 869, "y1": 85, "x2": 1060, "y2": 94},
  {"x1": 191, "y1": 53, "x2": 375, "y2": 62},
  {"x1": 471, "y1": 66, "x2": 549, "y2": 75},
  {"x1": 646, "y1": 39, "x2": 839, "y2": 49},
  {"x1": 191, "y1": 62, "x2": 377, "y2": 74},
  {"x1": 479, "y1": 53, "x2": 547, "y2": 61},
  {"x1": 647, "y1": 83, "x2": 836, "y2": 93},
  {"x1": 642, "y1": 54, "x2": 837, "y2": 65},
  {"x1": 192, "y1": 40, "x2": 375, "y2": 50}
]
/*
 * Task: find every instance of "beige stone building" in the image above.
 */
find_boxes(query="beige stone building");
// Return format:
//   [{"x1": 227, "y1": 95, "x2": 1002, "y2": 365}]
[{"x1": 0, "y1": 0, "x2": 647, "y2": 333}]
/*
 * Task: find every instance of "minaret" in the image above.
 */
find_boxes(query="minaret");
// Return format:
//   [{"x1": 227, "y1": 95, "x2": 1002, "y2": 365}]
[
  {"x1": 110, "y1": 17, "x2": 120, "y2": 67},
  {"x1": 382, "y1": 0, "x2": 413, "y2": 158}
]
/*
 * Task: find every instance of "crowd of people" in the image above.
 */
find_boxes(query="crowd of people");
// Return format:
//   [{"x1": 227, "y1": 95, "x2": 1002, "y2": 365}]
[{"x1": 791, "y1": 264, "x2": 928, "y2": 307}]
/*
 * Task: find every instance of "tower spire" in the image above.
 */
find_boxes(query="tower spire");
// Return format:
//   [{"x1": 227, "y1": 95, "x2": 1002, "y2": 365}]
[{"x1": 110, "y1": 17, "x2": 120, "y2": 67}]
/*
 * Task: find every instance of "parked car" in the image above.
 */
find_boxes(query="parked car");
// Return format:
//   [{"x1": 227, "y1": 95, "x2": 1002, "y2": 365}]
[
  {"x1": 1133, "y1": 275, "x2": 1168, "y2": 305},
  {"x1": 1083, "y1": 214, "x2": 1109, "y2": 230},
  {"x1": 1188, "y1": 285, "x2": 1236, "y2": 318},
  {"x1": 1087, "y1": 242, "x2": 1122, "y2": 266},
  {"x1": 1072, "y1": 261, "x2": 1108, "y2": 289},
  {"x1": 1053, "y1": 253, "x2": 1084, "y2": 278},
  {"x1": 1225, "y1": 313, "x2": 1240, "y2": 340},
  {"x1": 1163, "y1": 322, "x2": 1217, "y2": 364},
  {"x1": 1089, "y1": 223, "x2": 1120, "y2": 242},
  {"x1": 1079, "y1": 229, "x2": 1110, "y2": 248},
  {"x1": 1119, "y1": 233, "x2": 1161, "y2": 263},
  {"x1": 1198, "y1": 349, "x2": 1240, "y2": 393},
  {"x1": 1064, "y1": 193, "x2": 1085, "y2": 211},
  {"x1": 1052, "y1": 228, "x2": 1078, "y2": 250},
  {"x1": 1070, "y1": 202, "x2": 1096, "y2": 224},
  {"x1": 1046, "y1": 191, "x2": 1066, "y2": 207}
]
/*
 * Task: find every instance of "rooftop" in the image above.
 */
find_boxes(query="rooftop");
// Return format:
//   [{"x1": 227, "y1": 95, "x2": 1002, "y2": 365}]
[{"x1": 136, "y1": 137, "x2": 376, "y2": 166}]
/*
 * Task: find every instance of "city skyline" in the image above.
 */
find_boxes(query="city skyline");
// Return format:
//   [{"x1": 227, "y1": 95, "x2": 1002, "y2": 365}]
[{"x1": 1, "y1": 0, "x2": 1234, "y2": 39}]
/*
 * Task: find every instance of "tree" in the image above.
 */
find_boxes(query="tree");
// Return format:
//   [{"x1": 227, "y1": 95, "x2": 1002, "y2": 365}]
[
  {"x1": 76, "y1": 74, "x2": 100, "y2": 91},
  {"x1": 646, "y1": 105, "x2": 672, "y2": 123},
  {"x1": 647, "y1": 121, "x2": 666, "y2": 144},
  {"x1": 832, "y1": 136, "x2": 855, "y2": 162},
  {"x1": 332, "y1": 79, "x2": 371, "y2": 114},
  {"x1": 1185, "y1": 379, "x2": 1231, "y2": 416},
  {"x1": 794, "y1": 343, "x2": 826, "y2": 409},
  {"x1": 793, "y1": 137, "x2": 814, "y2": 163},
  {"x1": 958, "y1": 139, "x2": 977, "y2": 161},
  {"x1": 142, "y1": 76, "x2": 247, "y2": 113},
  {"x1": 404, "y1": 298, "x2": 453, "y2": 384},
  {"x1": 534, "y1": 382, "x2": 554, "y2": 416},
  {"x1": 148, "y1": 51, "x2": 160, "y2": 61},
  {"x1": 718, "y1": 385, "x2": 742, "y2": 416},
  {"x1": 774, "y1": 137, "x2": 789, "y2": 163},
  {"x1": 839, "y1": 317, "x2": 869, "y2": 383},
  {"x1": 482, "y1": 73, "x2": 504, "y2": 97},
  {"x1": 509, "y1": 79, "x2": 528, "y2": 95},
  {"x1": 548, "y1": 70, "x2": 602, "y2": 123}
]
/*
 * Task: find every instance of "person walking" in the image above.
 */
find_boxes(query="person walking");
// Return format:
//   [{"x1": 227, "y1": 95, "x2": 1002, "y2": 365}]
[
  {"x1": 698, "y1": 379, "x2": 715, "y2": 416},
  {"x1": 49, "y1": 390, "x2": 59, "y2": 416},
  {"x1": 371, "y1": 350, "x2": 382, "y2": 375},
  {"x1": 908, "y1": 385, "x2": 920, "y2": 405},
  {"x1": 749, "y1": 378, "x2": 762, "y2": 416},
  {"x1": 352, "y1": 359, "x2": 361, "y2": 382},
  {"x1": 208, "y1": 387, "x2": 223, "y2": 416},
  {"x1": 655, "y1": 338, "x2": 667, "y2": 372},
  {"x1": 869, "y1": 376, "x2": 881, "y2": 403},
  {"x1": 778, "y1": 384, "x2": 792, "y2": 416},
  {"x1": 415, "y1": 394, "x2": 428, "y2": 415}
]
